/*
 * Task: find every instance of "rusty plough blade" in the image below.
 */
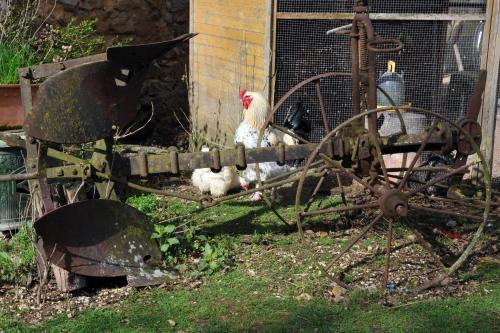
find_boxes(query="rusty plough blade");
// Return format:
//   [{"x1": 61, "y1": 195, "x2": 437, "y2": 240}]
[{"x1": 34, "y1": 200, "x2": 171, "y2": 287}]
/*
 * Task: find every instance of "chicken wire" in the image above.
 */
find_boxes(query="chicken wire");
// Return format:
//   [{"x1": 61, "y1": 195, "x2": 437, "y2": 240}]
[{"x1": 273, "y1": 0, "x2": 487, "y2": 149}]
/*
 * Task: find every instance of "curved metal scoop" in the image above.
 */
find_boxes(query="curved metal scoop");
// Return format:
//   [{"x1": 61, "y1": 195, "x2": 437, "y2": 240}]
[
  {"x1": 24, "y1": 33, "x2": 197, "y2": 144},
  {"x1": 34, "y1": 200, "x2": 171, "y2": 287},
  {"x1": 24, "y1": 61, "x2": 144, "y2": 144}
]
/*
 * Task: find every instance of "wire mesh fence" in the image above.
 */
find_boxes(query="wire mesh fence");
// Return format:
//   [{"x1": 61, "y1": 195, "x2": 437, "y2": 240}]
[
  {"x1": 273, "y1": 1, "x2": 487, "y2": 152},
  {"x1": 277, "y1": 0, "x2": 487, "y2": 14}
]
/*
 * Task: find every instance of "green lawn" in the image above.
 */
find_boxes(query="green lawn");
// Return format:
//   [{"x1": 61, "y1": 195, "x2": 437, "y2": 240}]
[{"x1": 1, "y1": 194, "x2": 498, "y2": 332}]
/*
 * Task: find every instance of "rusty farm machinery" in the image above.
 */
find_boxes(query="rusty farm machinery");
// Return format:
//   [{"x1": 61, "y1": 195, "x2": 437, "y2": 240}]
[{"x1": 0, "y1": 2, "x2": 496, "y2": 292}]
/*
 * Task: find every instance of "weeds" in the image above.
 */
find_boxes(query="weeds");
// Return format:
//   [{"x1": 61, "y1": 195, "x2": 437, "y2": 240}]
[
  {"x1": 0, "y1": 44, "x2": 35, "y2": 84},
  {"x1": 0, "y1": 225, "x2": 36, "y2": 285},
  {"x1": 0, "y1": 1, "x2": 131, "y2": 84},
  {"x1": 127, "y1": 194, "x2": 232, "y2": 275},
  {"x1": 33, "y1": 18, "x2": 107, "y2": 63},
  {"x1": 151, "y1": 223, "x2": 231, "y2": 275}
]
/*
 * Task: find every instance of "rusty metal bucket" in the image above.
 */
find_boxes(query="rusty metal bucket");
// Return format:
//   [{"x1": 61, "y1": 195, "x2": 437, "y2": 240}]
[{"x1": 0, "y1": 84, "x2": 38, "y2": 129}]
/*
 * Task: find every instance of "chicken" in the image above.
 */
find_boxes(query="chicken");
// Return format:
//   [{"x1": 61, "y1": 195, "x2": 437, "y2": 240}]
[
  {"x1": 208, "y1": 166, "x2": 244, "y2": 197},
  {"x1": 283, "y1": 100, "x2": 311, "y2": 143},
  {"x1": 235, "y1": 90, "x2": 298, "y2": 201},
  {"x1": 191, "y1": 147, "x2": 244, "y2": 197}
]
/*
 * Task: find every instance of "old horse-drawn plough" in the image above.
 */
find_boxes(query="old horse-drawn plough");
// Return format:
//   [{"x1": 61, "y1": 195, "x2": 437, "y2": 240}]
[{"x1": 0, "y1": 1, "x2": 495, "y2": 292}]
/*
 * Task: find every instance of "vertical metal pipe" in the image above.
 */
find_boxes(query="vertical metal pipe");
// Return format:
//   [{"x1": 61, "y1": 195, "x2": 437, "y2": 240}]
[{"x1": 351, "y1": 21, "x2": 361, "y2": 118}]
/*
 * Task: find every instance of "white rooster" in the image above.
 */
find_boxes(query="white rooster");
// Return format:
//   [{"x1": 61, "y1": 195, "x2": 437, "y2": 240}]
[
  {"x1": 191, "y1": 147, "x2": 245, "y2": 197},
  {"x1": 235, "y1": 90, "x2": 297, "y2": 201}
]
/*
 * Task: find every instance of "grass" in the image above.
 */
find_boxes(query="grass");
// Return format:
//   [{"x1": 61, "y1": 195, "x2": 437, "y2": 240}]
[
  {"x1": 1, "y1": 194, "x2": 499, "y2": 332},
  {"x1": 0, "y1": 44, "x2": 35, "y2": 84},
  {"x1": 2, "y1": 270, "x2": 499, "y2": 332}
]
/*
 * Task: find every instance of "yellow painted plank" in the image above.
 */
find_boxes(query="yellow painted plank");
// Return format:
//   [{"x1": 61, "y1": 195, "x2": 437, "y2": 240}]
[
  {"x1": 191, "y1": 23, "x2": 265, "y2": 45},
  {"x1": 194, "y1": 0, "x2": 266, "y2": 12},
  {"x1": 193, "y1": 44, "x2": 265, "y2": 68},
  {"x1": 193, "y1": 70, "x2": 265, "y2": 92},
  {"x1": 193, "y1": 10, "x2": 266, "y2": 34},
  {"x1": 194, "y1": 1, "x2": 267, "y2": 21},
  {"x1": 195, "y1": 34, "x2": 263, "y2": 53},
  {"x1": 192, "y1": 65, "x2": 265, "y2": 87},
  {"x1": 192, "y1": 63, "x2": 265, "y2": 87},
  {"x1": 193, "y1": 55, "x2": 265, "y2": 77}
]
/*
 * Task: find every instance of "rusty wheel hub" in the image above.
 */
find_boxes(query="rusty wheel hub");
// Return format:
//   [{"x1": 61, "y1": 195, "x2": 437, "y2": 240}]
[{"x1": 378, "y1": 190, "x2": 409, "y2": 218}]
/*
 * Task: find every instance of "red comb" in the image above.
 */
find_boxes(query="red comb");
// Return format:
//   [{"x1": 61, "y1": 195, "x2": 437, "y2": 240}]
[{"x1": 239, "y1": 89, "x2": 247, "y2": 100}]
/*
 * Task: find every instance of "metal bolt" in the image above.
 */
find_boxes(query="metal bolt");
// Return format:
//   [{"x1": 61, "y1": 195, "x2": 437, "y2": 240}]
[
  {"x1": 56, "y1": 169, "x2": 64, "y2": 177},
  {"x1": 72, "y1": 169, "x2": 78, "y2": 176}
]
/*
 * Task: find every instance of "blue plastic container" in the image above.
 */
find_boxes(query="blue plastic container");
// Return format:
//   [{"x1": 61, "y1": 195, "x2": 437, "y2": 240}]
[{"x1": 377, "y1": 61, "x2": 405, "y2": 107}]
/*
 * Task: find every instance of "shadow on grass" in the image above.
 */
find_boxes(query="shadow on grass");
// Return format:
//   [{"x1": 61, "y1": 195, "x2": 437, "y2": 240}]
[{"x1": 199, "y1": 200, "x2": 295, "y2": 237}]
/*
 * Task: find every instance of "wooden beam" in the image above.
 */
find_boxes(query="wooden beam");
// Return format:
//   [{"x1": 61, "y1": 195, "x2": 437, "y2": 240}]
[
  {"x1": 270, "y1": 0, "x2": 278, "y2": 106},
  {"x1": 276, "y1": 12, "x2": 487, "y2": 21},
  {"x1": 264, "y1": 0, "x2": 273, "y2": 101},
  {"x1": 481, "y1": 0, "x2": 500, "y2": 171}
]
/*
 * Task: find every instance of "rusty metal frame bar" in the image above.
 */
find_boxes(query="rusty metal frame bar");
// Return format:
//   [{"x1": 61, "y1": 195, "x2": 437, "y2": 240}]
[{"x1": 23, "y1": 53, "x2": 107, "y2": 80}]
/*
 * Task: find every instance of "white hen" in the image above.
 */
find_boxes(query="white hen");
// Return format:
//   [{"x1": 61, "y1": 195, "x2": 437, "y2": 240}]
[{"x1": 191, "y1": 147, "x2": 244, "y2": 197}]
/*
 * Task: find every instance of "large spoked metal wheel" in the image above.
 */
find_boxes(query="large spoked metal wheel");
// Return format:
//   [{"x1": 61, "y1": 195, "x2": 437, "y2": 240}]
[
  {"x1": 295, "y1": 107, "x2": 492, "y2": 292},
  {"x1": 254, "y1": 72, "x2": 409, "y2": 227}
]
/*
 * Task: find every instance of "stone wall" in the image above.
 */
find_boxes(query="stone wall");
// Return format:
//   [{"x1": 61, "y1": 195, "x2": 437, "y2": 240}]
[{"x1": 40, "y1": 0, "x2": 190, "y2": 148}]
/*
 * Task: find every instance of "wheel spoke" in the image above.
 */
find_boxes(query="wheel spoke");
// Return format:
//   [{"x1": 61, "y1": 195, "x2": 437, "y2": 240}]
[
  {"x1": 414, "y1": 192, "x2": 486, "y2": 212},
  {"x1": 336, "y1": 173, "x2": 347, "y2": 206},
  {"x1": 408, "y1": 162, "x2": 476, "y2": 196},
  {"x1": 402, "y1": 218, "x2": 447, "y2": 271},
  {"x1": 369, "y1": 131, "x2": 391, "y2": 189},
  {"x1": 271, "y1": 123, "x2": 310, "y2": 144},
  {"x1": 325, "y1": 211, "x2": 384, "y2": 271},
  {"x1": 301, "y1": 201, "x2": 379, "y2": 217},
  {"x1": 263, "y1": 159, "x2": 324, "y2": 185},
  {"x1": 376, "y1": 175, "x2": 399, "y2": 187},
  {"x1": 383, "y1": 218, "x2": 393, "y2": 288},
  {"x1": 387, "y1": 173, "x2": 450, "y2": 191},
  {"x1": 398, "y1": 120, "x2": 439, "y2": 190},
  {"x1": 409, "y1": 204, "x2": 483, "y2": 222},
  {"x1": 319, "y1": 153, "x2": 381, "y2": 196},
  {"x1": 304, "y1": 170, "x2": 329, "y2": 213},
  {"x1": 387, "y1": 166, "x2": 457, "y2": 173}
]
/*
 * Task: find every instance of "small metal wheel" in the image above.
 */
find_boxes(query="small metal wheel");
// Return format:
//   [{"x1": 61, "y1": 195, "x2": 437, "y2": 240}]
[{"x1": 295, "y1": 107, "x2": 492, "y2": 292}]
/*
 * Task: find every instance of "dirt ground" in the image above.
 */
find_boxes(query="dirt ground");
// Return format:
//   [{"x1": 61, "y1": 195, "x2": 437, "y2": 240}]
[{"x1": 1, "y1": 182, "x2": 498, "y2": 326}]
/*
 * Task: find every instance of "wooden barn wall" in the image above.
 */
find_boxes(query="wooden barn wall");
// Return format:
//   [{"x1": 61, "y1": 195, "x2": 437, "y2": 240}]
[{"x1": 189, "y1": 0, "x2": 272, "y2": 147}]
